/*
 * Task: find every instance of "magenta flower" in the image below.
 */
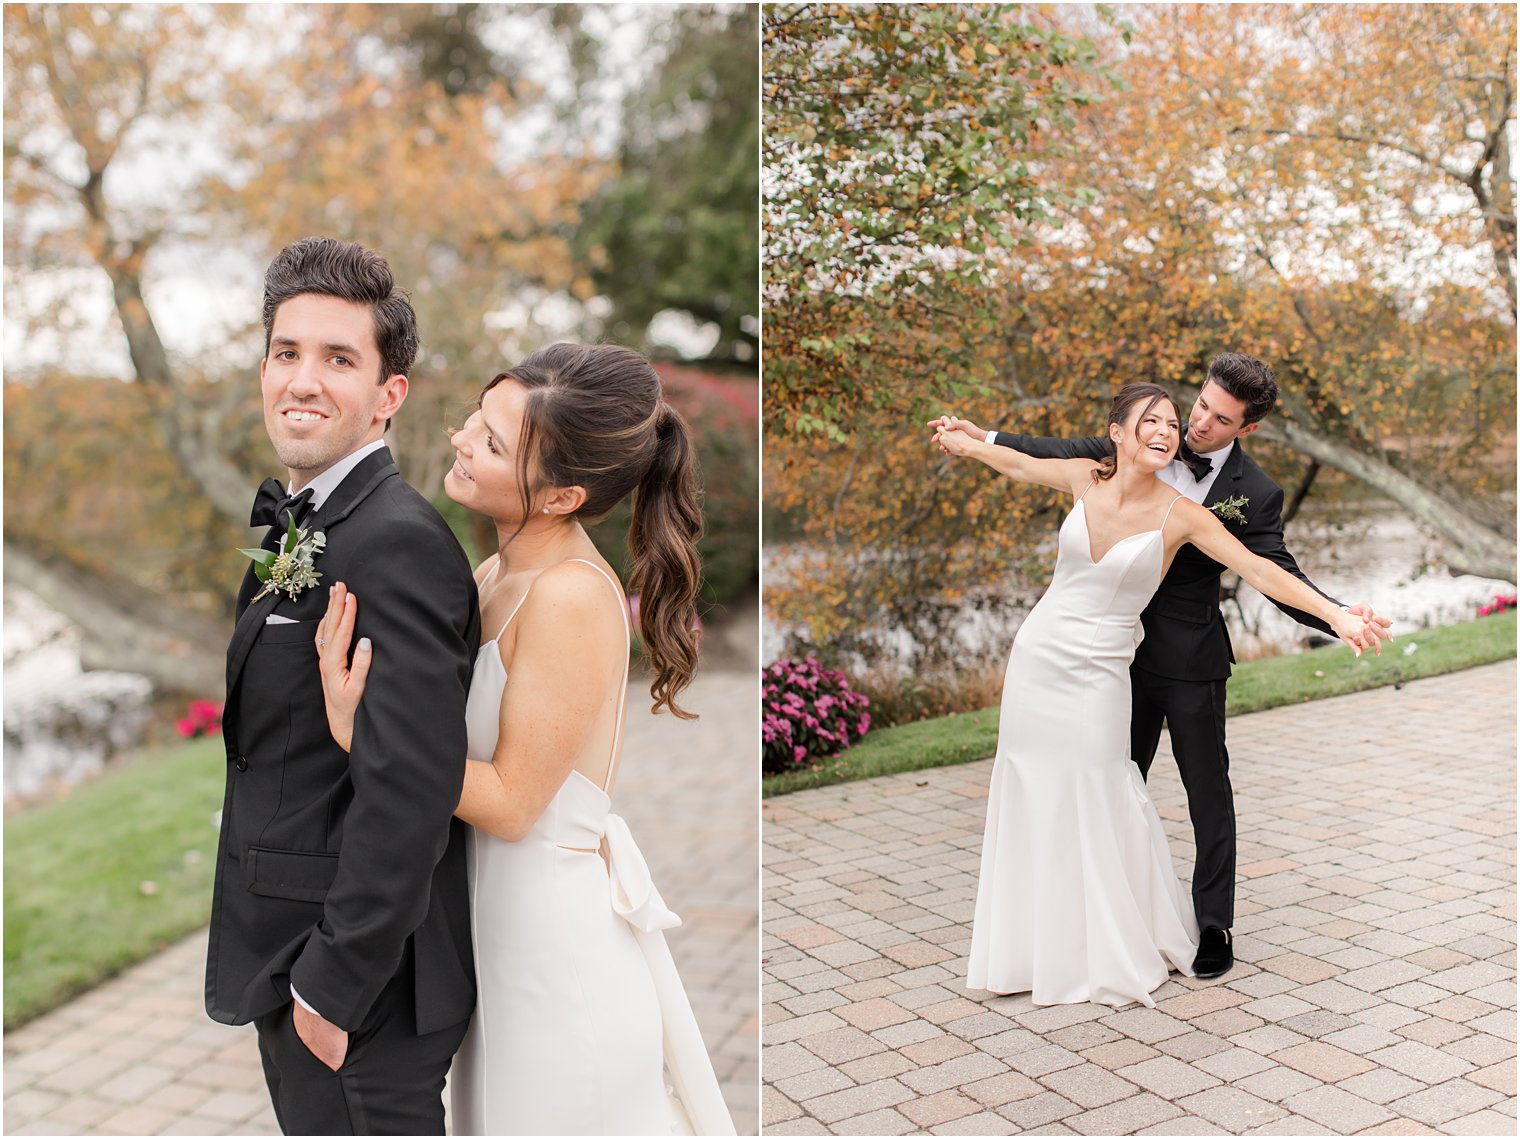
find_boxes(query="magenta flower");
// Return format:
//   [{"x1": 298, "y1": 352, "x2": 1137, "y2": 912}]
[
  {"x1": 1479, "y1": 593, "x2": 1517, "y2": 618},
  {"x1": 761, "y1": 657, "x2": 873, "y2": 774},
  {"x1": 176, "y1": 698, "x2": 224, "y2": 739}
]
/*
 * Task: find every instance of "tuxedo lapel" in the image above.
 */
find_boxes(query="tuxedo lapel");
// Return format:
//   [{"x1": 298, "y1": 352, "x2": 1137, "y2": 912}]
[
  {"x1": 225, "y1": 449, "x2": 401, "y2": 696},
  {"x1": 307, "y1": 448, "x2": 400, "y2": 531},
  {"x1": 1201, "y1": 444, "x2": 1248, "y2": 509}
]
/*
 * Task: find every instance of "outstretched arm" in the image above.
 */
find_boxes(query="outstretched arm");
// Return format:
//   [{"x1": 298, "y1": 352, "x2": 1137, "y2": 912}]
[
  {"x1": 1225, "y1": 485, "x2": 1390, "y2": 647},
  {"x1": 928, "y1": 414, "x2": 1108, "y2": 461},
  {"x1": 934, "y1": 423, "x2": 1096, "y2": 496},
  {"x1": 1173, "y1": 499, "x2": 1385, "y2": 656}
]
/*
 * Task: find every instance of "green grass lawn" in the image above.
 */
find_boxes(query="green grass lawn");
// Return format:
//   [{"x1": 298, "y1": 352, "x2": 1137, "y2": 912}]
[
  {"x1": 763, "y1": 609, "x2": 1517, "y2": 797},
  {"x1": 4, "y1": 736, "x2": 225, "y2": 1028}
]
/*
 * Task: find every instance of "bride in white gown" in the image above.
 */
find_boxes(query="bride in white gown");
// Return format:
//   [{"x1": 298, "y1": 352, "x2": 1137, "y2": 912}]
[
  {"x1": 318, "y1": 343, "x2": 735, "y2": 1134},
  {"x1": 934, "y1": 384, "x2": 1375, "y2": 1008}
]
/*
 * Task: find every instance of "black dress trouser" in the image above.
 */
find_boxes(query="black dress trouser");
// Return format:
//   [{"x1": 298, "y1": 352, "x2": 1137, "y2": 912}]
[
  {"x1": 1128, "y1": 667, "x2": 1235, "y2": 932},
  {"x1": 254, "y1": 951, "x2": 469, "y2": 1136}
]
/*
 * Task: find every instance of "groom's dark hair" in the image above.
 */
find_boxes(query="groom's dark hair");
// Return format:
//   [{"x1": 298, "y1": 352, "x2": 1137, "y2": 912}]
[
  {"x1": 261, "y1": 236, "x2": 420, "y2": 383},
  {"x1": 1206, "y1": 353, "x2": 1277, "y2": 425}
]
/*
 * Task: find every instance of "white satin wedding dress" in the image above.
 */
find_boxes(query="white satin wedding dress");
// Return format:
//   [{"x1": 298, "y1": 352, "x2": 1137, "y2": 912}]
[
  {"x1": 448, "y1": 560, "x2": 735, "y2": 1136},
  {"x1": 967, "y1": 491, "x2": 1199, "y2": 1008}
]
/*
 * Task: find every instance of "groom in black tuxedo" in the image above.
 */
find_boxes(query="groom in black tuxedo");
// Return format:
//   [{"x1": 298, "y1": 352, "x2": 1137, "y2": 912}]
[
  {"x1": 939, "y1": 353, "x2": 1388, "y2": 979},
  {"x1": 205, "y1": 237, "x2": 480, "y2": 1133}
]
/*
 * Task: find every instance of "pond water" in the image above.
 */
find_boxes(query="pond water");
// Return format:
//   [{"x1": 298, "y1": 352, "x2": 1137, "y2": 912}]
[
  {"x1": 762, "y1": 501, "x2": 1515, "y2": 671},
  {"x1": 3, "y1": 585, "x2": 152, "y2": 804}
]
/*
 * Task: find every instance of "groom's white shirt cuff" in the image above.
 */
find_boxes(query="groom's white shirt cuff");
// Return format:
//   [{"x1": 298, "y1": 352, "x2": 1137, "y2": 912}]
[
  {"x1": 263, "y1": 439, "x2": 388, "y2": 625},
  {"x1": 985, "y1": 429, "x2": 998, "y2": 444},
  {"x1": 290, "y1": 984, "x2": 320, "y2": 1017}
]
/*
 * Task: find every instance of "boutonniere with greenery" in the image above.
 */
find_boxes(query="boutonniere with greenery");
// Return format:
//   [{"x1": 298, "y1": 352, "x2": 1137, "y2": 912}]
[
  {"x1": 1210, "y1": 494, "x2": 1250, "y2": 526},
  {"x1": 239, "y1": 513, "x2": 327, "y2": 602}
]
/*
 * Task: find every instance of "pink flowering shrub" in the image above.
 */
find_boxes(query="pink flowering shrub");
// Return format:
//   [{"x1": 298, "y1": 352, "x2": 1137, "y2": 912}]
[
  {"x1": 763, "y1": 658, "x2": 872, "y2": 774},
  {"x1": 1478, "y1": 593, "x2": 1517, "y2": 618},
  {"x1": 175, "y1": 699, "x2": 223, "y2": 739}
]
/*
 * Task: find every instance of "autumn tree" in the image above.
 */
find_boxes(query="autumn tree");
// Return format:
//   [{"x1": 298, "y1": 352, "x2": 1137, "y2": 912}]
[
  {"x1": 1011, "y1": 4, "x2": 1515, "y2": 581},
  {"x1": 5, "y1": 4, "x2": 260, "y2": 521},
  {"x1": 764, "y1": 3, "x2": 1515, "y2": 668},
  {"x1": 3, "y1": 374, "x2": 234, "y2": 689},
  {"x1": 763, "y1": 2, "x2": 1127, "y2": 660},
  {"x1": 764, "y1": 2, "x2": 1122, "y2": 438}
]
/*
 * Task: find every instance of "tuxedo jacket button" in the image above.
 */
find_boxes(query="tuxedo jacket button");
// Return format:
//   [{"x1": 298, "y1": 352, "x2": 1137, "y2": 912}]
[{"x1": 233, "y1": 755, "x2": 248, "y2": 771}]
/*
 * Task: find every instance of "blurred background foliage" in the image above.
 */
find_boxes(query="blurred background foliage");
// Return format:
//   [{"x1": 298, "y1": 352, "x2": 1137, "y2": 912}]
[
  {"x1": 763, "y1": 3, "x2": 1515, "y2": 668},
  {"x1": 4, "y1": 3, "x2": 759, "y2": 695}
]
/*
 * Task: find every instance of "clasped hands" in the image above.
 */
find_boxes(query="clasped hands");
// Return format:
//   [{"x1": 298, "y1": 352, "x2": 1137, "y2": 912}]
[
  {"x1": 1336, "y1": 604, "x2": 1393, "y2": 658},
  {"x1": 928, "y1": 413, "x2": 981, "y2": 457}
]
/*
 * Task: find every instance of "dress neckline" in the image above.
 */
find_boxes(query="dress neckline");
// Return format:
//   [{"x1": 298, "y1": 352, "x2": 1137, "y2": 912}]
[{"x1": 1075, "y1": 497, "x2": 1178, "y2": 566}]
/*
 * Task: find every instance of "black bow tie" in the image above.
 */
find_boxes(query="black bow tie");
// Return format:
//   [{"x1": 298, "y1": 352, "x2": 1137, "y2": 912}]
[
  {"x1": 249, "y1": 478, "x2": 315, "y2": 529},
  {"x1": 1177, "y1": 440, "x2": 1213, "y2": 481}
]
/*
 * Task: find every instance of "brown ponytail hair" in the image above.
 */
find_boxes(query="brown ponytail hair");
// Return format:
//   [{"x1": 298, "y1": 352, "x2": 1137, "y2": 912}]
[
  {"x1": 1092, "y1": 383, "x2": 1182, "y2": 483},
  {"x1": 483, "y1": 344, "x2": 704, "y2": 719}
]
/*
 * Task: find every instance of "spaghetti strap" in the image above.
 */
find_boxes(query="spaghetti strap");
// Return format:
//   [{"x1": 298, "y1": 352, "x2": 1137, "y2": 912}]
[
  {"x1": 562, "y1": 559, "x2": 632, "y2": 793},
  {"x1": 1160, "y1": 494, "x2": 1184, "y2": 531},
  {"x1": 491, "y1": 589, "x2": 532, "y2": 643}
]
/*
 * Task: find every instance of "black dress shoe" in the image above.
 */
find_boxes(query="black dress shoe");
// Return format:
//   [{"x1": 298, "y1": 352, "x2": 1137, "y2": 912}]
[{"x1": 1193, "y1": 927, "x2": 1233, "y2": 978}]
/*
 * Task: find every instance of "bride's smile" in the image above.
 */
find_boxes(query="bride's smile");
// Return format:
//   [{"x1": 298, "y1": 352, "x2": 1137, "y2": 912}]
[{"x1": 1119, "y1": 403, "x2": 1180, "y2": 472}]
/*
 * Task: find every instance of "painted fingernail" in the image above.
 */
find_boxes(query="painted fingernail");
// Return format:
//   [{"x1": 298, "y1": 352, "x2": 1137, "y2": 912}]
[{"x1": 358, "y1": 638, "x2": 371, "y2": 652}]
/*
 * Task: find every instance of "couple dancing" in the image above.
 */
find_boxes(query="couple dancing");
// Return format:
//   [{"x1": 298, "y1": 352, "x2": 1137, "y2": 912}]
[
  {"x1": 205, "y1": 236, "x2": 735, "y2": 1135},
  {"x1": 931, "y1": 358, "x2": 1391, "y2": 1008}
]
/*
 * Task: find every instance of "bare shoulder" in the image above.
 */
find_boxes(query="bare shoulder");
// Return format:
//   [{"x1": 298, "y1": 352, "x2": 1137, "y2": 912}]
[
  {"x1": 1171, "y1": 495, "x2": 1221, "y2": 533},
  {"x1": 519, "y1": 559, "x2": 627, "y2": 629},
  {"x1": 1064, "y1": 460, "x2": 1100, "y2": 498}
]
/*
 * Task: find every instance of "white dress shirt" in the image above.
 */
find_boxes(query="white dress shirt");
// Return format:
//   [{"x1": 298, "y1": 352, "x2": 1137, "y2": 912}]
[
  {"x1": 1159, "y1": 438, "x2": 1233, "y2": 504},
  {"x1": 292, "y1": 437, "x2": 389, "y2": 511}
]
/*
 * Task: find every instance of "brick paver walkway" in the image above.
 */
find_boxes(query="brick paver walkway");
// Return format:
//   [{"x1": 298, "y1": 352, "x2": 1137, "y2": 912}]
[
  {"x1": 763, "y1": 661, "x2": 1516, "y2": 1135},
  {"x1": 5, "y1": 662, "x2": 760, "y2": 1136}
]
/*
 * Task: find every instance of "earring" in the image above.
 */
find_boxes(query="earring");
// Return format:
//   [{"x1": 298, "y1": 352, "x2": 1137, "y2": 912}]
[{"x1": 542, "y1": 507, "x2": 550, "y2": 514}]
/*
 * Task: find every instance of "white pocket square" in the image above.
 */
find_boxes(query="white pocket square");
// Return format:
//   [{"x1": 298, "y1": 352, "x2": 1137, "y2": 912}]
[{"x1": 264, "y1": 614, "x2": 299, "y2": 625}]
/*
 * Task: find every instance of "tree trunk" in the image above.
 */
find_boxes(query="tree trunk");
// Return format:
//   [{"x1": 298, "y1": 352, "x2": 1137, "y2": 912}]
[
  {"x1": 1483, "y1": 108, "x2": 1517, "y2": 314},
  {"x1": 4, "y1": 540, "x2": 229, "y2": 696},
  {"x1": 102, "y1": 255, "x2": 255, "y2": 527},
  {"x1": 1282, "y1": 459, "x2": 1320, "y2": 525},
  {"x1": 1254, "y1": 407, "x2": 1516, "y2": 583}
]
